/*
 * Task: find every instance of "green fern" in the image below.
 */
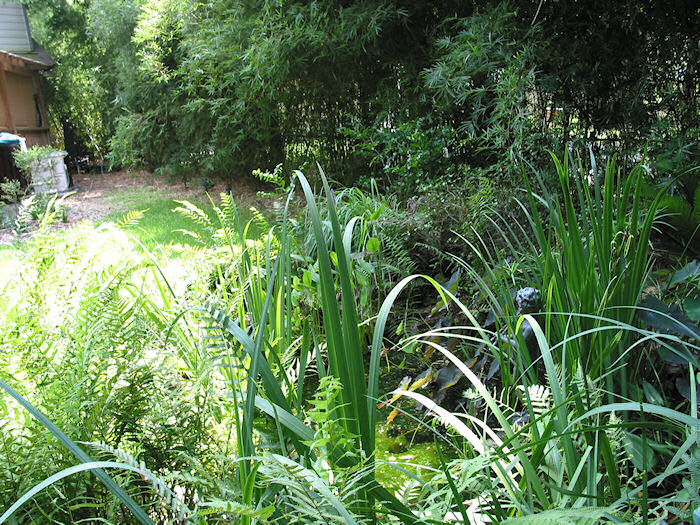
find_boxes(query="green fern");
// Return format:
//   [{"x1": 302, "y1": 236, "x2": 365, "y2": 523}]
[
  {"x1": 88, "y1": 441, "x2": 193, "y2": 522},
  {"x1": 115, "y1": 209, "x2": 146, "y2": 229},
  {"x1": 14, "y1": 194, "x2": 35, "y2": 231},
  {"x1": 173, "y1": 200, "x2": 213, "y2": 230},
  {"x1": 196, "y1": 499, "x2": 275, "y2": 519},
  {"x1": 501, "y1": 507, "x2": 619, "y2": 524},
  {"x1": 414, "y1": 241, "x2": 453, "y2": 266},
  {"x1": 381, "y1": 231, "x2": 417, "y2": 277},
  {"x1": 658, "y1": 186, "x2": 700, "y2": 253},
  {"x1": 259, "y1": 453, "x2": 366, "y2": 524},
  {"x1": 249, "y1": 206, "x2": 270, "y2": 233},
  {"x1": 516, "y1": 384, "x2": 551, "y2": 416}
]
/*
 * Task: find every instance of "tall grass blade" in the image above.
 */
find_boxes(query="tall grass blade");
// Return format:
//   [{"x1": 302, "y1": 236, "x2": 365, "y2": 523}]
[
  {"x1": 1, "y1": 461, "x2": 181, "y2": 524},
  {"x1": 297, "y1": 169, "x2": 369, "y2": 446},
  {"x1": 0, "y1": 379, "x2": 153, "y2": 525}
]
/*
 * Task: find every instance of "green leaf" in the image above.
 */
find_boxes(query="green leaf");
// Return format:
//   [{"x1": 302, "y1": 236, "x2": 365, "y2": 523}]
[
  {"x1": 622, "y1": 431, "x2": 656, "y2": 471},
  {"x1": 251, "y1": 395, "x2": 314, "y2": 442},
  {"x1": 642, "y1": 381, "x2": 664, "y2": 406},
  {"x1": 675, "y1": 375, "x2": 700, "y2": 405},
  {"x1": 429, "y1": 270, "x2": 460, "y2": 316},
  {"x1": 665, "y1": 260, "x2": 700, "y2": 289},
  {"x1": 303, "y1": 269, "x2": 313, "y2": 289},
  {"x1": 366, "y1": 237, "x2": 380, "y2": 253},
  {"x1": 369, "y1": 203, "x2": 386, "y2": 221},
  {"x1": 638, "y1": 296, "x2": 700, "y2": 342},
  {"x1": 684, "y1": 297, "x2": 700, "y2": 322},
  {"x1": 573, "y1": 402, "x2": 699, "y2": 429},
  {"x1": 657, "y1": 343, "x2": 697, "y2": 366}
]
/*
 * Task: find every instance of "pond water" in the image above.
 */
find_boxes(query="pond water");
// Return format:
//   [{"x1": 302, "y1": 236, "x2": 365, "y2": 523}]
[{"x1": 374, "y1": 424, "x2": 456, "y2": 492}]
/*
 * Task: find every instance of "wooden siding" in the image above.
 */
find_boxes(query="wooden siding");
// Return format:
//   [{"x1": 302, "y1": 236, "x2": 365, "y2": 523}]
[
  {"x1": 0, "y1": 3, "x2": 31, "y2": 53},
  {"x1": 4, "y1": 70, "x2": 38, "y2": 128},
  {"x1": 0, "y1": 58, "x2": 50, "y2": 146},
  {"x1": 0, "y1": 1, "x2": 51, "y2": 183}
]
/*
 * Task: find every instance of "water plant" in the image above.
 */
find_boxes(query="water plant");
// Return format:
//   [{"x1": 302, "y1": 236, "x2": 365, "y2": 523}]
[{"x1": 457, "y1": 151, "x2": 665, "y2": 399}]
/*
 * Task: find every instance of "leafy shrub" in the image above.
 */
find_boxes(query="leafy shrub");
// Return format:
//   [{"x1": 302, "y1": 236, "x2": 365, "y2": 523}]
[
  {"x1": 423, "y1": 4, "x2": 539, "y2": 175},
  {"x1": 647, "y1": 128, "x2": 700, "y2": 255},
  {"x1": 344, "y1": 115, "x2": 457, "y2": 197},
  {"x1": 0, "y1": 178, "x2": 23, "y2": 204},
  {"x1": 359, "y1": 170, "x2": 513, "y2": 277},
  {"x1": 12, "y1": 145, "x2": 63, "y2": 178}
]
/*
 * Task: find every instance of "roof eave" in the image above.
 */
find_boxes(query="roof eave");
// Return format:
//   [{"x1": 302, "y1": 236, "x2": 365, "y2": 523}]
[{"x1": 0, "y1": 47, "x2": 55, "y2": 70}]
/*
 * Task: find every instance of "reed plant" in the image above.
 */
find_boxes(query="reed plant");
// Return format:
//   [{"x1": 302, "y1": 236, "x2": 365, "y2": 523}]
[
  {"x1": 172, "y1": 170, "x2": 419, "y2": 522},
  {"x1": 456, "y1": 151, "x2": 665, "y2": 399},
  {"x1": 373, "y1": 275, "x2": 700, "y2": 521},
  {"x1": 367, "y1": 151, "x2": 698, "y2": 522}
]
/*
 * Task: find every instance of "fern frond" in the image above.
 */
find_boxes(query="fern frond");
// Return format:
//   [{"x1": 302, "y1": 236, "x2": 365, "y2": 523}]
[
  {"x1": 516, "y1": 384, "x2": 551, "y2": 415},
  {"x1": 218, "y1": 191, "x2": 240, "y2": 230},
  {"x1": 414, "y1": 241, "x2": 452, "y2": 266},
  {"x1": 116, "y1": 209, "x2": 146, "y2": 229},
  {"x1": 15, "y1": 194, "x2": 35, "y2": 231},
  {"x1": 501, "y1": 506, "x2": 615, "y2": 524},
  {"x1": 249, "y1": 206, "x2": 270, "y2": 232},
  {"x1": 395, "y1": 478, "x2": 421, "y2": 505},
  {"x1": 88, "y1": 441, "x2": 193, "y2": 521},
  {"x1": 196, "y1": 499, "x2": 274, "y2": 519},
  {"x1": 259, "y1": 453, "x2": 364, "y2": 524},
  {"x1": 173, "y1": 228, "x2": 205, "y2": 244},
  {"x1": 605, "y1": 411, "x2": 626, "y2": 463},
  {"x1": 381, "y1": 232, "x2": 417, "y2": 277},
  {"x1": 173, "y1": 200, "x2": 212, "y2": 229}
]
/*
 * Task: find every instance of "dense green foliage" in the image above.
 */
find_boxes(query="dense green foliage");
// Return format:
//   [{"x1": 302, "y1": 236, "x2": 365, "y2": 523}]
[
  {"x1": 25, "y1": 2, "x2": 700, "y2": 188},
  {"x1": 3, "y1": 0, "x2": 700, "y2": 522},
  {"x1": 23, "y1": 0, "x2": 700, "y2": 254},
  {"x1": 2, "y1": 158, "x2": 700, "y2": 523}
]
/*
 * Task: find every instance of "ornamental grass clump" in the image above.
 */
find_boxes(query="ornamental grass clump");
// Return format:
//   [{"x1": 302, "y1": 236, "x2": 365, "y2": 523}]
[{"x1": 457, "y1": 151, "x2": 665, "y2": 398}]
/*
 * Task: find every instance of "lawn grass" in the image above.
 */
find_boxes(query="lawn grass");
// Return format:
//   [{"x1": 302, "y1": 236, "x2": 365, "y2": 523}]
[
  {"x1": 100, "y1": 189, "x2": 260, "y2": 252},
  {"x1": 101, "y1": 195, "x2": 213, "y2": 250}
]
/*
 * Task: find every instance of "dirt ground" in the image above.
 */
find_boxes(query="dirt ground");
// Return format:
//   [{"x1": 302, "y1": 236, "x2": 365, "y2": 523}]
[{"x1": 0, "y1": 171, "x2": 269, "y2": 244}]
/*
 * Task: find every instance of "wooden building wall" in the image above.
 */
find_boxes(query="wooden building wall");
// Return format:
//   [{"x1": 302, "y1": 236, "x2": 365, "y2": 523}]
[
  {"x1": 0, "y1": 2, "x2": 53, "y2": 186},
  {"x1": 0, "y1": 54, "x2": 51, "y2": 184},
  {"x1": 0, "y1": 56, "x2": 50, "y2": 147}
]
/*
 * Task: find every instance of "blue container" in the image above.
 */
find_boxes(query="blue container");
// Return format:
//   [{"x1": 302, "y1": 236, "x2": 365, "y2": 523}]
[{"x1": 0, "y1": 132, "x2": 21, "y2": 146}]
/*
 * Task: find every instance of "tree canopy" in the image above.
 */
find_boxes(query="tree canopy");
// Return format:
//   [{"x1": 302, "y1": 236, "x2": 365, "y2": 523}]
[{"x1": 25, "y1": 0, "x2": 700, "y2": 185}]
